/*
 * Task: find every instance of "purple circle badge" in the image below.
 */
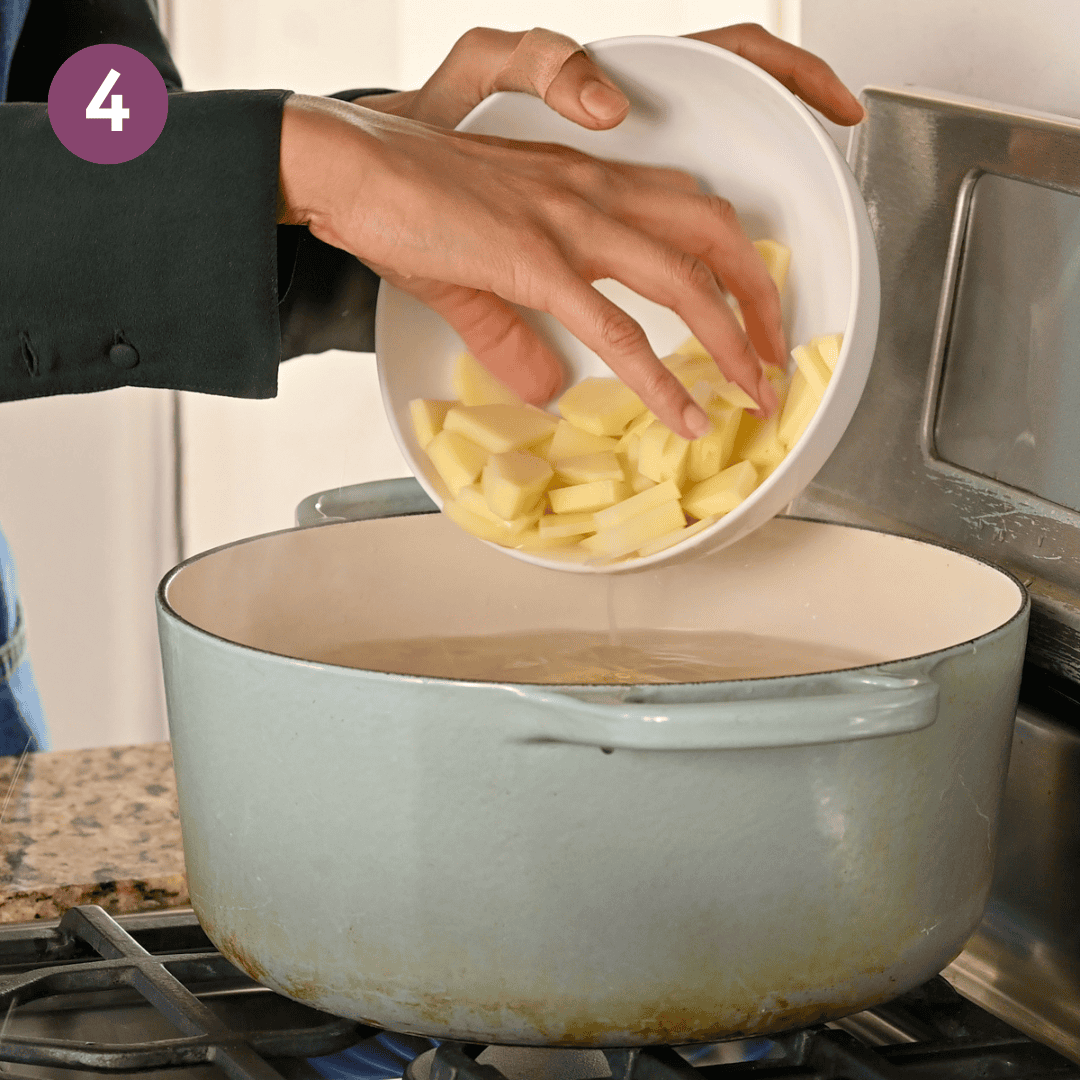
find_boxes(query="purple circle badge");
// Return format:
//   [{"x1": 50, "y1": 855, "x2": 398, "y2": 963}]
[{"x1": 48, "y1": 44, "x2": 168, "y2": 164}]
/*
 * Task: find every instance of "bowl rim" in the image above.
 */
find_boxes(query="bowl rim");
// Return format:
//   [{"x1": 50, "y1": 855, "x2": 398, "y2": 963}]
[{"x1": 375, "y1": 33, "x2": 872, "y2": 574}]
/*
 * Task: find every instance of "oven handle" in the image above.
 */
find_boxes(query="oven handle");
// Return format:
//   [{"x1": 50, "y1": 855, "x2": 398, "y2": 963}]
[{"x1": 502, "y1": 670, "x2": 939, "y2": 750}]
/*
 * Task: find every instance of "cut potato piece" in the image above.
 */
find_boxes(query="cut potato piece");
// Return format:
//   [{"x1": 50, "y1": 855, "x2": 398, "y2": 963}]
[
  {"x1": 443, "y1": 497, "x2": 511, "y2": 545},
  {"x1": 444, "y1": 403, "x2": 556, "y2": 454},
  {"x1": 791, "y1": 342, "x2": 831, "y2": 399},
  {"x1": 582, "y1": 500, "x2": 686, "y2": 561},
  {"x1": 815, "y1": 332, "x2": 843, "y2": 372},
  {"x1": 554, "y1": 452, "x2": 625, "y2": 486},
  {"x1": 636, "y1": 515, "x2": 719, "y2": 558},
  {"x1": 753, "y1": 239, "x2": 791, "y2": 293},
  {"x1": 456, "y1": 485, "x2": 541, "y2": 535},
  {"x1": 688, "y1": 405, "x2": 741, "y2": 483},
  {"x1": 739, "y1": 415, "x2": 786, "y2": 471},
  {"x1": 593, "y1": 479, "x2": 682, "y2": 531},
  {"x1": 428, "y1": 295, "x2": 838, "y2": 561},
  {"x1": 515, "y1": 528, "x2": 585, "y2": 553},
  {"x1": 713, "y1": 381, "x2": 760, "y2": 411},
  {"x1": 549, "y1": 479, "x2": 630, "y2": 514},
  {"x1": 453, "y1": 352, "x2": 522, "y2": 407},
  {"x1": 672, "y1": 356, "x2": 721, "y2": 390},
  {"x1": 482, "y1": 451, "x2": 553, "y2": 521},
  {"x1": 425, "y1": 430, "x2": 488, "y2": 496},
  {"x1": 682, "y1": 460, "x2": 758, "y2": 520},
  {"x1": 778, "y1": 368, "x2": 821, "y2": 449},
  {"x1": 537, "y1": 511, "x2": 596, "y2": 540},
  {"x1": 409, "y1": 399, "x2": 454, "y2": 450},
  {"x1": 545, "y1": 420, "x2": 619, "y2": 461},
  {"x1": 637, "y1": 421, "x2": 690, "y2": 488},
  {"x1": 557, "y1": 377, "x2": 647, "y2": 436}
]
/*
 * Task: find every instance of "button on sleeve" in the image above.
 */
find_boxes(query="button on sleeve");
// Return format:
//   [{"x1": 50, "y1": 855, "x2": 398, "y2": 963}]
[{"x1": 108, "y1": 343, "x2": 139, "y2": 369}]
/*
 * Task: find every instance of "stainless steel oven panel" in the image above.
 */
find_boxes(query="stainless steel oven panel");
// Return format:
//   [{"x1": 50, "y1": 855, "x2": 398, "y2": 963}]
[
  {"x1": 944, "y1": 699, "x2": 1080, "y2": 1062},
  {"x1": 792, "y1": 88, "x2": 1080, "y2": 682}
]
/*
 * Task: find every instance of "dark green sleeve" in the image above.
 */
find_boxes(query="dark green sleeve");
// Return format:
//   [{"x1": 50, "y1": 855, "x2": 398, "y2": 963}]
[{"x1": 0, "y1": 90, "x2": 291, "y2": 400}]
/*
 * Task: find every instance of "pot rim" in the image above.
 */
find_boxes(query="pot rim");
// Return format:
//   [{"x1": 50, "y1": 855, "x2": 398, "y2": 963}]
[{"x1": 157, "y1": 515, "x2": 1030, "y2": 690}]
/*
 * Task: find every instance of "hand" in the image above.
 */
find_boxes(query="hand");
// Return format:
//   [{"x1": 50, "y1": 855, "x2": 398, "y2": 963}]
[
  {"x1": 360, "y1": 24, "x2": 863, "y2": 132},
  {"x1": 283, "y1": 26, "x2": 862, "y2": 436},
  {"x1": 279, "y1": 96, "x2": 780, "y2": 438}
]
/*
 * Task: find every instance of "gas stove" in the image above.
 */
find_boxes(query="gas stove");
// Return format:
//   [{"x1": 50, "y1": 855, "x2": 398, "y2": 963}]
[{"x1": 0, "y1": 901, "x2": 1074, "y2": 1080}]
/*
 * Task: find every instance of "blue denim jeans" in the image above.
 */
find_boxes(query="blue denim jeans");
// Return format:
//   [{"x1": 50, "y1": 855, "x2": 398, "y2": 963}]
[{"x1": 0, "y1": 527, "x2": 49, "y2": 754}]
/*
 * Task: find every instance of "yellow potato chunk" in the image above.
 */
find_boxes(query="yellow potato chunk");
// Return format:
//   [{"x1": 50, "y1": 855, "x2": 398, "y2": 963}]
[
  {"x1": 753, "y1": 239, "x2": 791, "y2": 293},
  {"x1": 682, "y1": 460, "x2": 758, "y2": 520},
  {"x1": 739, "y1": 415, "x2": 786, "y2": 471},
  {"x1": 636, "y1": 515, "x2": 719, "y2": 558},
  {"x1": 778, "y1": 368, "x2": 822, "y2": 449},
  {"x1": 619, "y1": 409, "x2": 658, "y2": 443},
  {"x1": 713, "y1": 380, "x2": 760, "y2": 411},
  {"x1": 672, "y1": 356, "x2": 721, "y2": 390},
  {"x1": 453, "y1": 351, "x2": 522, "y2": 407},
  {"x1": 537, "y1": 511, "x2": 597, "y2": 540},
  {"x1": 630, "y1": 473, "x2": 657, "y2": 494},
  {"x1": 425, "y1": 430, "x2": 488, "y2": 496},
  {"x1": 409, "y1": 399, "x2": 454, "y2": 451},
  {"x1": 688, "y1": 405, "x2": 741, "y2": 483},
  {"x1": 443, "y1": 497, "x2": 512, "y2": 545},
  {"x1": 593, "y1": 479, "x2": 682, "y2": 531},
  {"x1": 557, "y1": 377, "x2": 647, "y2": 436},
  {"x1": 548, "y1": 479, "x2": 629, "y2": 515},
  {"x1": 815, "y1": 332, "x2": 843, "y2": 372},
  {"x1": 444, "y1": 403, "x2": 557, "y2": 454},
  {"x1": 791, "y1": 342, "x2": 831, "y2": 399},
  {"x1": 637, "y1": 421, "x2": 690, "y2": 489},
  {"x1": 554, "y1": 452, "x2": 625, "y2": 486},
  {"x1": 582, "y1": 500, "x2": 686, "y2": 561},
  {"x1": 544, "y1": 420, "x2": 619, "y2": 461},
  {"x1": 482, "y1": 451, "x2": 553, "y2": 521},
  {"x1": 515, "y1": 528, "x2": 585, "y2": 553},
  {"x1": 455, "y1": 485, "x2": 542, "y2": 536}
]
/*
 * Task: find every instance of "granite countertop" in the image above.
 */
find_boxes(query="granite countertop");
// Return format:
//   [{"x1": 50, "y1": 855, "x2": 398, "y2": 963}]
[{"x1": 0, "y1": 743, "x2": 187, "y2": 923}]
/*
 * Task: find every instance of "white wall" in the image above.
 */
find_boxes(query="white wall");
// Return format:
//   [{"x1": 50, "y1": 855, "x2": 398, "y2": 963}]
[
  {"x1": 0, "y1": 390, "x2": 175, "y2": 750},
  {"x1": 801, "y1": 1, "x2": 1080, "y2": 151}
]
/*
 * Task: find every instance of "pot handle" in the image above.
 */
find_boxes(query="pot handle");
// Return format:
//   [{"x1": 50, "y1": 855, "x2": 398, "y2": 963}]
[{"x1": 503, "y1": 671, "x2": 939, "y2": 750}]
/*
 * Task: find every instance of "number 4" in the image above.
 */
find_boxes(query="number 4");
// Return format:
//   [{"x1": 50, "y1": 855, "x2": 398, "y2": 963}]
[{"x1": 86, "y1": 69, "x2": 130, "y2": 132}]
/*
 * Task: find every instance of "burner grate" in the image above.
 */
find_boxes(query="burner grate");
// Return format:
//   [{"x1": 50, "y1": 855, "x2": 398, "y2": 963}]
[
  {"x1": 0, "y1": 905, "x2": 370, "y2": 1079},
  {"x1": 0, "y1": 907, "x2": 1076, "y2": 1080}
]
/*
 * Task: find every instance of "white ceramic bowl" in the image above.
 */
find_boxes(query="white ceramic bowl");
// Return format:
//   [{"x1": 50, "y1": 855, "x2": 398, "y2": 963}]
[{"x1": 375, "y1": 35, "x2": 879, "y2": 573}]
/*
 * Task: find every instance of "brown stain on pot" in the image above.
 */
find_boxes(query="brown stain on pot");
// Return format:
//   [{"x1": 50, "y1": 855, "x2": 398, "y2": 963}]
[
  {"x1": 188, "y1": 911, "x2": 934, "y2": 1046},
  {"x1": 217, "y1": 932, "x2": 271, "y2": 984}
]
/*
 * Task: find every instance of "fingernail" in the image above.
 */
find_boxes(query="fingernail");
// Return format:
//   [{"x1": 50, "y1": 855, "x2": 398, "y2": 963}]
[
  {"x1": 683, "y1": 403, "x2": 713, "y2": 439},
  {"x1": 580, "y1": 80, "x2": 626, "y2": 121}
]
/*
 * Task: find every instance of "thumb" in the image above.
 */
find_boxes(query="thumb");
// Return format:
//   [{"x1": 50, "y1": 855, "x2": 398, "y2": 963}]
[
  {"x1": 541, "y1": 50, "x2": 630, "y2": 129},
  {"x1": 492, "y1": 29, "x2": 629, "y2": 131}
]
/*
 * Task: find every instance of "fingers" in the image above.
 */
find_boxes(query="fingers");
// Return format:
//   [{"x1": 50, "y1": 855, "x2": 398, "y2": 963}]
[
  {"x1": 543, "y1": 270, "x2": 714, "y2": 439},
  {"x1": 542, "y1": 51, "x2": 629, "y2": 128},
  {"x1": 610, "y1": 187, "x2": 787, "y2": 372},
  {"x1": 557, "y1": 214, "x2": 777, "y2": 420},
  {"x1": 405, "y1": 280, "x2": 565, "y2": 406},
  {"x1": 686, "y1": 24, "x2": 864, "y2": 125}
]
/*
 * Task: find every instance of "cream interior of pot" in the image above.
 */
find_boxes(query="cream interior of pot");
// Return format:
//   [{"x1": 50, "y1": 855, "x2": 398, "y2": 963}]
[{"x1": 164, "y1": 516, "x2": 1024, "y2": 676}]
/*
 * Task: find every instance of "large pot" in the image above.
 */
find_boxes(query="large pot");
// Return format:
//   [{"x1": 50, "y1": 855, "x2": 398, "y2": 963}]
[{"x1": 157, "y1": 514, "x2": 1027, "y2": 1046}]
